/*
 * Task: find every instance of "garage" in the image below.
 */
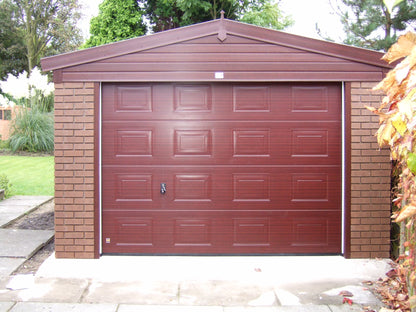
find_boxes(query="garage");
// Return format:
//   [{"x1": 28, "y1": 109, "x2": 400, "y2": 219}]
[{"x1": 41, "y1": 17, "x2": 392, "y2": 258}]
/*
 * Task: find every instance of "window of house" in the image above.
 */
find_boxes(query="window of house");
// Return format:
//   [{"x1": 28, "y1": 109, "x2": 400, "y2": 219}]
[{"x1": 3, "y1": 110, "x2": 11, "y2": 120}]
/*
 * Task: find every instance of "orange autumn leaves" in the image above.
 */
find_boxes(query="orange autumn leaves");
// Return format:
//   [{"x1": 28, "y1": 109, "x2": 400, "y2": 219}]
[{"x1": 369, "y1": 31, "x2": 416, "y2": 223}]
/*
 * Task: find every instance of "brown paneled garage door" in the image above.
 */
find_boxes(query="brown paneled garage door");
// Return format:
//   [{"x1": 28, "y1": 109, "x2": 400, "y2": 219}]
[{"x1": 101, "y1": 82, "x2": 342, "y2": 254}]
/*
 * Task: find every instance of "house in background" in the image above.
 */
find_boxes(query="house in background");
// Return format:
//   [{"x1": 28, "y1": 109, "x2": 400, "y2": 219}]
[
  {"x1": 41, "y1": 17, "x2": 392, "y2": 259},
  {"x1": 0, "y1": 105, "x2": 18, "y2": 140}
]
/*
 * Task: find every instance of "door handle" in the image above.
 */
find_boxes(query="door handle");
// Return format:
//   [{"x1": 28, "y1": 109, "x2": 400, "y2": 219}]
[{"x1": 160, "y1": 183, "x2": 167, "y2": 195}]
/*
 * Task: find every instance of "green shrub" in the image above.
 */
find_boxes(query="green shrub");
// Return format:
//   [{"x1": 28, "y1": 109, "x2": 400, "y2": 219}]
[
  {"x1": 0, "y1": 173, "x2": 13, "y2": 198},
  {"x1": 9, "y1": 108, "x2": 54, "y2": 153},
  {"x1": 0, "y1": 139, "x2": 10, "y2": 150},
  {"x1": 30, "y1": 90, "x2": 54, "y2": 113}
]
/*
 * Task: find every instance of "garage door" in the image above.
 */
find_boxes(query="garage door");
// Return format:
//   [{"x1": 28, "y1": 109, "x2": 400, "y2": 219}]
[{"x1": 101, "y1": 82, "x2": 342, "y2": 254}]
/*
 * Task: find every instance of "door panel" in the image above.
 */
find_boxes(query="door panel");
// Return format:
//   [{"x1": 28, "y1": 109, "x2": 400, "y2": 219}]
[{"x1": 102, "y1": 82, "x2": 342, "y2": 254}]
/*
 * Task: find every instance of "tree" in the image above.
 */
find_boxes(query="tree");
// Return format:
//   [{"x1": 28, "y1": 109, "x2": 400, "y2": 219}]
[
  {"x1": 331, "y1": 0, "x2": 416, "y2": 51},
  {"x1": 9, "y1": 0, "x2": 82, "y2": 74},
  {"x1": 83, "y1": 0, "x2": 147, "y2": 48},
  {"x1": 0, "y1": 0, "x2": 27, "y2": 80},
  {"x1": 143, "y1": 0, "x2": 293, "y2": 33},
  {"x1": 0, "y1": 0, "x2": 82, "y2": 77},
  {"x1": 176, "y1": 0, "x2": 239, "y2": 25},
  {"x1": 239, "y1": 0, "x2": 293, "y2": 30},
  {"x1": 84, "y1": 0, "x2": 292, "y2": 46},
  {"x1": 144, "y1": 0, "x2": 183, "y2": 32}
]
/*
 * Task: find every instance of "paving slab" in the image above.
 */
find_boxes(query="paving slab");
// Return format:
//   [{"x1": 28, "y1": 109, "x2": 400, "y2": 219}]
[
  {"x1": 272, "y1": 281, "x2": 383, "y2": 308},
  {"x1": 0, "y1": 196, "x2": 53, "y2": 227},
  {"x1": 0, "y1": 258, "x2": 26, "y2": 278},
  {"x1": 36, "y1": 255, "x2": 391, "y2": 284},
  {"x1": 0, "y1": 205, "x2": 36, "y2": 228},
  {"x1": 0, "y1": 229, "x2": 54, "y2": 258},
  {"x1": 273, "y1": 289, "x2": 301, "y2": 306},
  {"x1": 6, "y1": 274, "x2": 36, "y2": 290},
  {"x1": 118, "y1": 305, "x2": 223, "y2": 312},
  {"x1": 83, "y1": 280, "x2": 179, "y2": 305},
  {"x1": 223, "y1": 308, "x2": 281, "y2": 312},
  {"x1": 179, "y1": 281, "x2": 277, "y2": 306},
  {"x1": 273, "y1": 307, "x2": 332, "y2": 312},
  {"x1": 225, "y1": 307, "x2": 331, "y2": 312},
  {"x1": 323, "y1": 285, "x2": 381, "y2": 306},
  {"x1": 34, "y1": 255, "x2": 391, "y2": 309},
  {"x1": 0, "y1": 301, "x2": 15, "y2": 311},
  {"x1": 9, "y1": 302, "x2": 117, "y2": 312},
  {"x1": 0, "y1": 283, "x2": 25, "y2": 302},
  {"x1": 11, "y1": 278, "x2": 88, "y2": 303},
  {"x1": 0, "y1": 196, "x2": 53, "y2": 208},
  {"x1": 0, "y1": 276, "x2": 87, "y2": 303},
  {"x1": 327, "y1": 305, "x2": 368, "y2": 311}
]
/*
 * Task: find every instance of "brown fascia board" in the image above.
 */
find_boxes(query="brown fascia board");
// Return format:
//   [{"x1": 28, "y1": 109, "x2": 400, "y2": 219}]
[
  {"x1": 41, "y1": 19, "x2": 221, "y2": 71},
  {"x1": 41, "y1": 17, "x2": 392, "y2": 72},
  {"x1": 222, "y1": 19, "x2": 392, "y2": 70}
]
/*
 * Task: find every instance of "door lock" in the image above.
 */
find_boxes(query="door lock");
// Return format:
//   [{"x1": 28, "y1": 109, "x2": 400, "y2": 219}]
[{"x1": 160, "y1": 183, "x2": 167, "y2": 195}]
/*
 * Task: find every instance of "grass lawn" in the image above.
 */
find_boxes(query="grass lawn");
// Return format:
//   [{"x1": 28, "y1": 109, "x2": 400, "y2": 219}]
[{"x1": 0, "y1": 155, "x2": 54, "y2": 196}]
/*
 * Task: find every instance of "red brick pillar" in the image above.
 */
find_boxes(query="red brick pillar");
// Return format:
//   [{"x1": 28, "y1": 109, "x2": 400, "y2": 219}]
[
  {"x1": 54, "y1": 82, "x2": 97, "y2": 258},
  {"x1": 349, "y1": 82, "x2": 391, "y2": 258}
]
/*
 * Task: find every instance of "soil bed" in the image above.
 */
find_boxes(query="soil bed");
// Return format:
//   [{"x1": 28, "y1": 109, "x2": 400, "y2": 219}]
[{"x1": 0, "y1": 150, "x2": 53, "y2": 157}]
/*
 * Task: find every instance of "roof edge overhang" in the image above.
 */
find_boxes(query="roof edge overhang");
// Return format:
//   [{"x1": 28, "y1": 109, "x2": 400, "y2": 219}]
[
  {"x1": 222, "y1": 20, "x2": 391, "y2": 69},
  {"x1": 41, "y1": 18, "x2": 392, "y2": 72},
  {"x1": 41, "y1": 19, "x2": 222, "y2": 71}
]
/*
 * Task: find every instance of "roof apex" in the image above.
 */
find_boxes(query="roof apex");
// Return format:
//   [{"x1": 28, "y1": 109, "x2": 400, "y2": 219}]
[{"x1": 41, "y1": 18, "x2": 390, "y2": 72}]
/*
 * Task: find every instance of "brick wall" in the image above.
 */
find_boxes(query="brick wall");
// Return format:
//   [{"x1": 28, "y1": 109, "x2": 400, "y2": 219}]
[
  {"x1": 350, "y1": 82, "x2": 391, "y2": 258},
  {"x1": 54, "y1": 82, "x2": 96, "y2": 259}
]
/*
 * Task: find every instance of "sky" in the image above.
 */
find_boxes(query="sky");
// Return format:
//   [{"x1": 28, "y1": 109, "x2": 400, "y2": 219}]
[
  {"x1": 78, "y1": 0, "x2": 345, "y2": 41},
  {"x1": 280, "y1": 0, "x2": 345, "y2": 40}
]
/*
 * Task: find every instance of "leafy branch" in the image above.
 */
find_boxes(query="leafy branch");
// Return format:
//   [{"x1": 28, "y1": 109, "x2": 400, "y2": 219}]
[{"x1": 368, "y1": 31, "x2": 416, "y2": 310}]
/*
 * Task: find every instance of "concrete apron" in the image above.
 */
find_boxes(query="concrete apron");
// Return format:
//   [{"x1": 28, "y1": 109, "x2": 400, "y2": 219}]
[{"x1": 3, "y1": 254, "x2": 387, "y2": 309}]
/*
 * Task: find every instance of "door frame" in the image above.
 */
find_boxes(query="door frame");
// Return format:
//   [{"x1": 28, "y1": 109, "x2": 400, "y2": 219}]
[{"x1": 95, "y1": 81, "x2": 350, "y2": 257}]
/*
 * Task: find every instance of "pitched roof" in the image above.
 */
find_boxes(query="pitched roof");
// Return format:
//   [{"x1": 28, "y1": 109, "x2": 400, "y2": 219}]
[{"x1": 41, "y1": 18, "x2": 390, "y2": 72}]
